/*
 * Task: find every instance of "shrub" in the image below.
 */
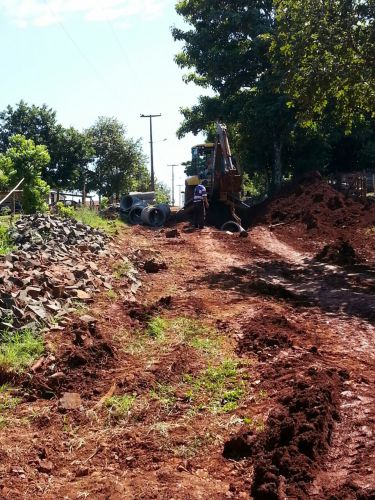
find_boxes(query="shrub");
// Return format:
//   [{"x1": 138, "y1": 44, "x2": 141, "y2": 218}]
[{"x1": 56, "y1": 202, "x2": 75, "y2": 218}]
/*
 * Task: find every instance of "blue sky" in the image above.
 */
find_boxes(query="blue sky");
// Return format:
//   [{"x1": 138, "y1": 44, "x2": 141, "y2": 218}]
[{"x1": 0, "y1": 0, "x2": 207, "y2": 202}]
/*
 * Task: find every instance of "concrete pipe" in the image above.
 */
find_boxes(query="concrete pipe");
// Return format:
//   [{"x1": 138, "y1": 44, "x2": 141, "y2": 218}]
[
  {"x1": 120, "y1": 193, "x2": 154, "y2": 212},
  {"x1": 155, "y1": 203, "x2": 171, "y2": 221},
  {"x1": 221, "y1": 221, "x2": 246, "y2": 233},
  {"x1": 129, "y1": 191, "x2": 156, "y2": 203},
  {"x1": 141, "y1": 206, "x2": 167, "y2": 227},
  {"x1": 120, "y1": 195, "x2": 140, "y2": 212},
  {"x1": 128, "y1": 204, "x2": 145, "y2": 225}
]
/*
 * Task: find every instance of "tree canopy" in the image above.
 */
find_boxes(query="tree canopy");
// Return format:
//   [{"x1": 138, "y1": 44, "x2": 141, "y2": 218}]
[
  {"x1": 0, "y1": 102, "x2": 149, "y2": 201},
  {"x1": 273, "y1": 0, "x2": 375, "y2": 125},
  {"x1": 0, "y1": 135, "x2": 50, "y2": 213},
  {"x1": 173, "y1": 0, "x2": 375, "y2": 192},
  {"x1": 87, "y1": 117, "x2": 149, "y2": 201}
]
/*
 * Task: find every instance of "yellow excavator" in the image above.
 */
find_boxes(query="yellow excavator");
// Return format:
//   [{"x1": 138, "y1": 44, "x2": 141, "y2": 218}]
[{"x1": 184, "y1": 122, "x2": 247, "y2": 224}]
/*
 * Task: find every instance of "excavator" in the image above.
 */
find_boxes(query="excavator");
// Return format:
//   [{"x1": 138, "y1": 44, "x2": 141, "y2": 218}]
[{"x1": 184, "y1": 122, "x2": 248, "y2": 226}]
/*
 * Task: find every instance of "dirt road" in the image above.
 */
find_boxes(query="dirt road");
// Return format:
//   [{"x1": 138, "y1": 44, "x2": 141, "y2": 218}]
[{"x1": 0, "y1": 224, "x2": 374, "y2": 499}]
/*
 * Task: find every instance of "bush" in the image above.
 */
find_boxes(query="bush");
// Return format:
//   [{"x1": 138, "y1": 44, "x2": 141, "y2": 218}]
[
  {"x1": 56, "y1": 202, "x2": 75, "y2": 218},
  {"x1": 100, "y1": 197, "x2": 109, "y2": 210},
  {"x1": 0, "y1": 225, "x2": 14, "y2": 255}
]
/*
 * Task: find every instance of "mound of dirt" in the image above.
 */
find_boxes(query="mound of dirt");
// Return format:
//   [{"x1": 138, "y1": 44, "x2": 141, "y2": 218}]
[
  {"x1": 23, "y1": 319, "x2": 116, "y2": 398},
  {"x1": 223, "y1": 368, "x2": 343, "y2": 499},
  {"x1": 125, "y1": 296, "x2": 172, "y2": 327},
  {"x1": 315, "y1": 240, "x2": 358, "y2": 266},
  {"x1": 148, "y1": 343, "x2": 204, "y2": 383},
  {"x1": 237, "y1": 312, "x2": 297, "y2": 358},
  {"x1": 247, "y1": 171, "x2": 375, "y2": 237}
]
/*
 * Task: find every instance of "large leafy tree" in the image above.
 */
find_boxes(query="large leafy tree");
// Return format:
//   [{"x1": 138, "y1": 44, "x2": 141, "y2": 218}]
[
  {"x1": 173, "y1": 0, "x2": 296, "y2": 190},
  {"x1": 0, "y1": 135, "x2": 50, "y2": 213},
  {"x1": 173, "y1": 0, "x2": 375, "y2": 192},
  {"x1": 0, "y1": 102, "x2": 94, "y2": 191},
  {"x1": 274, "y1": 0, "x2": 375, "y2": 126},
  {"x1": 0, "y1": 155, "x2": 15, "y2": 191},
  {"x1": 52, "y1": 127, "x2": 94, "y2": 192},
  {"x1": 87, "y1": 117, "x2": 148, "y2": 201}
]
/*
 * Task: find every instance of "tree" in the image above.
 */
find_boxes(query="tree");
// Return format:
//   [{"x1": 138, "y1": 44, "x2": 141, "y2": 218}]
[
  {"x1": 0, "y1": 101, "x2": 94, "y2": 191},
  {"x1": 173, "y1": 0, "x2": 296, "y2": 190},
  {"x1": 0, "y1": 135, "x2": 50, "y2": 213},
  {"x1": 52, "y1": 127, "x2": 94, "y2": 193},
  {"x1": 173, "y1": 1, "x2": 375, "y2": 193},
  {"x1": 87, "y1": 117, "x2": 148, "y2": 201},
  {"x1": 155, "y1": 181, "x2": 171, "y2": 204},
  {"x1": 273, "y1": 0, "x2": 375, "y2": 126},
  {"x1": 0, "y1": 156, "x2": 15, "y2": 191}
]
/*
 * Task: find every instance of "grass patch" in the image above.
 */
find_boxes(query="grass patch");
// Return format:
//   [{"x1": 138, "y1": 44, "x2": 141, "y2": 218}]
[
  {"x1": 0, "y1": 394, "x2": 21, "y2": 412},
  {"x1": 160, "y1": 317, "x2": 221, "y2": 355},
  {"x1": 183, "y1": 360, "x2": 247, "y2": 414},
  {"x1": 105, "y1": 394, "x2": 136, "y2": 418},
  {"x1": 73, "y1": 207, "x2": 125, "y2": 235},
  {"x1": 189, "y1": 336, "x2": 219, "y2": 355},
  {"x1": 0, "y1": 225, "x2": 14, "y2": 255},
  {"x1": 173, "y1": 433, "x2": 216, "y2": 459},
  {"x1": 169, "y1": 317, "x2": 213, "y2": 341},
  {"x1": 106, "y1": 289, "x2": 119, "y2": 301},
  {"x1": 147, "y1": 316, "x2": 167, "y2": 341},
  {"x1": 113, "y1": 259, "x2": 133, "y2": 279},
  {"x1": 243, "y1": 416, "x2": 266, "y2": 432},
  {"x1": 150, "y1": 384, "x2": 176, "y2": 409},
  {"x1": 0, "y1": 329, "x2": 44, "y2": 372}
]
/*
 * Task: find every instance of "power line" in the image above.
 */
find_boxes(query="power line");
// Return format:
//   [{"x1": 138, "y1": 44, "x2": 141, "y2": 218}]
[
  {"x1": 107, "y1": 21, "x2": 152, "y2": 110},
  {"x1": 42, "y1": 0, "x2": 118, "y2": 96}
]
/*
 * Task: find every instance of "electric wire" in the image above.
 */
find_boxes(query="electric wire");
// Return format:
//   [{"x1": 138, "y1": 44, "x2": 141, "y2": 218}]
[{"x1": 41, "y1": 0, "x2": 120, "y2": 97}]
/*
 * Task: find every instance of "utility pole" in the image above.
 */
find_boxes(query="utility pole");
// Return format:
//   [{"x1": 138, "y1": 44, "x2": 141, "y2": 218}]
[
  {"x1": 140, "y1": 113, "x2": 161, "y2": 191},
  {"x1": 177, "y1": 184, "x2": 183, "y2": 207},
  {"x1": 167, "y1": 164, "x2": 179, "y2": 206}
]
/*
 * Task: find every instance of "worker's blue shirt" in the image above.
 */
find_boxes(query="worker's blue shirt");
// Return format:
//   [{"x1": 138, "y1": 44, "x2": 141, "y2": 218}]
[{"x1": 194, "y1": 184, "x2": 207, "y2": 203}]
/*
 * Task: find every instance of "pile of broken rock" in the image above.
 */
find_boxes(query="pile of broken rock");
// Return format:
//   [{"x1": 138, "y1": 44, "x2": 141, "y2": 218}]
[{"x1": 0, "y1": 214, "x2": 127, "y2": 330}]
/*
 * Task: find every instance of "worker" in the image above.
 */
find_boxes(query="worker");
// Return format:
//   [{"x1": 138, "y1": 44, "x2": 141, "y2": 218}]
[{"x1": 193, "y1": 180, "x2": 209, "y2": 229}]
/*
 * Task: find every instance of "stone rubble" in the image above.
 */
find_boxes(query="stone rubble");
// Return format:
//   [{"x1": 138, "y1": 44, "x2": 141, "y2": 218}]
[{"x1": 0, "y1": 214, "x2": 138, "y2": 330}]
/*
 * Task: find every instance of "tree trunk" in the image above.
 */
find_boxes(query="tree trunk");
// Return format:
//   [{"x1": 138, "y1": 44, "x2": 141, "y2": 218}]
[{"x1": 272, "y1": 140, "x2": 283, "y2": 192}]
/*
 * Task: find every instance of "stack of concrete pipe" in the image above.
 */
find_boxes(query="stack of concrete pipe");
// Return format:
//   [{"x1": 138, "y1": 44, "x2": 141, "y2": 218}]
[{"x1": 120, "y1": 192, "x2": 171, "y2": 228}]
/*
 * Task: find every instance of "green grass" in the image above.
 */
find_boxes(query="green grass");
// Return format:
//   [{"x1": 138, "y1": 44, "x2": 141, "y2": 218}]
[
  {"x1": 105, "y1": 394, "x2": 136, "y2": 418},
  {"x1": 106, "y1": 289, "x2": 119, "y2": 301},
  {"x1": 73, "y1": 207, "x2": 125, "y2": 235},
  {"x1": 150, "y1": 383, "x2": 176, "y2": 409},
  {"x1": 0, "y1": 416, "x2": 7, "y2": 429},
  {"x1": 183, "y1": 360, "x2": 246, "y2": 414},
  {"x1": 112, "y1": 259, "x2": 133, "y2": 279},
  {"x1": 0, "y1": 385, "x2": 21, "y2": 427},
  {"x1": 173, "y1": 433, "x2": 216, "y2": 459},
  {"x1": 169, "y1": 317, "x2": 213, "y2": 341},
  {"x1": 149, "y1": 316, "x2": 221, "y2": 355},
  {"x1": 146, "y1": 316, "x2": 168, "y2": 341},
  {"x1": 243, "y1": 416, "x2": 265, "y2": 432},
  {"x1": 0, "y1": 225, "x2": 14, "y2": 255},
  {"x1": 0, "y1": 330, "x2": 44, "y2": 372},
  {"x1": 0, "y1": 394, "x2": 21, "y2": 412}
]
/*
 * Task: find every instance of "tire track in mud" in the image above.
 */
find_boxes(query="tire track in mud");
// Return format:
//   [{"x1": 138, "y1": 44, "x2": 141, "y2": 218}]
[
  {"x1": 173, "y1": 227, "x2": 374, "y2": 498},
  {"x1": 248, "y1": 227, "x2": 375, "y2": 498}
]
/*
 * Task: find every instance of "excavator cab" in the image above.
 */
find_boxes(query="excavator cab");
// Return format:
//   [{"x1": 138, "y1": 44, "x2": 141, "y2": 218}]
[{"x1": 185, "y1": 123, "x2": 242, "y2": 208}]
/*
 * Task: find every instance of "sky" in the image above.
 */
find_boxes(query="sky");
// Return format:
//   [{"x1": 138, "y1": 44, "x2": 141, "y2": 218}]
[{"x1": 0, "y1": 0, "x2": 208, "y2": 204}]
